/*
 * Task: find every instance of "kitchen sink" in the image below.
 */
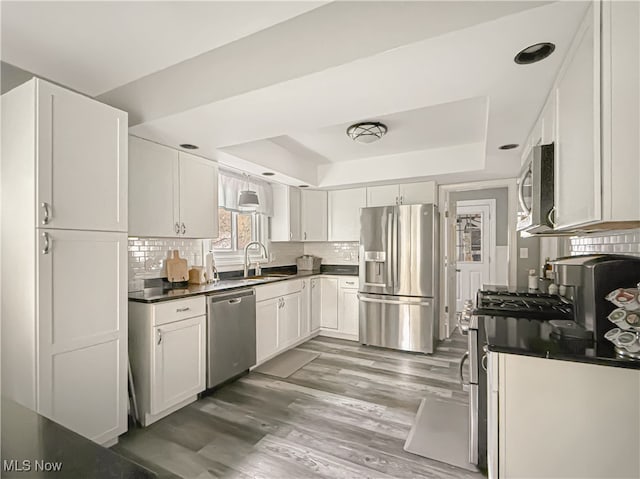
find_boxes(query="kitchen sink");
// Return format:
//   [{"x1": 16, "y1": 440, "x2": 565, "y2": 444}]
[{"x1": 243, "y1": 273, "x2": 295, "y2": 280}]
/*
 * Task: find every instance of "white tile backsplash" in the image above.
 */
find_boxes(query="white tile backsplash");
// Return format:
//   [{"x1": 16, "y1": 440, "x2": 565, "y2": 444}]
[
  {"x1": 568, "y1": 229, "x2": 640, "y2": 257},
  {"x1": 303, "y1": 242, "x2": 359, "y2": 265},
  {"x1": 128, "y1": 237, "x2": 357, "y2": 290}
]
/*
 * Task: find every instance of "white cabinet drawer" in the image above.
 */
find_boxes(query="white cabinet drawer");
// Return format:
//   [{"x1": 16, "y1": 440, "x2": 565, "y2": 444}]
[
  {"x1": 339, "y1": 277, "x2": 359, "y2": 289},
  {"x1": 153, "y1": 296, "x2": 206, "y2": 326},
  {"x1": 255, "y1": 280, "x2": 302, "y2": 302}
]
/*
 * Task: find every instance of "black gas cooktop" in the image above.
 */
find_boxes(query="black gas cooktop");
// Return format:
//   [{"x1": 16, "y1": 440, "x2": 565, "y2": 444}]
[{"x1": 474, "y1": 290, "x2": 574, "y2": 320}]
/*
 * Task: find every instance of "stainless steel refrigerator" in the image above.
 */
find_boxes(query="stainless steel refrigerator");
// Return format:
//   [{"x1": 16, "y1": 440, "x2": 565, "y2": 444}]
[{"x1": 359, "y1": 204, "x2": 439, "y2": 354}]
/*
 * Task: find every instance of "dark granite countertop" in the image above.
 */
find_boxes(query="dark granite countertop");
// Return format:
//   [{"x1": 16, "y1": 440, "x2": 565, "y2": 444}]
[
  {"x1": 129, "y1": 264, "x2": 358, "y2": 303},
  {"x1": 0, "y1": 398, "x2": 156, "y2": 478},
  {"x1": 484, "y1": 315, "x2": 640, "y2": 370}
]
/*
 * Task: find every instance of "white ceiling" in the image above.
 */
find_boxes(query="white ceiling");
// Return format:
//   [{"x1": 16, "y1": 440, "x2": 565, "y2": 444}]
[
  {"x1": 288, "y1": 97, "x2": 489, "y2": 163},
  {"x1": 0, "y1": 1, "x2": 326, "y2": 96},
  {"x1": 1, "y1": 1, "x2": 590, "y2": 188}
]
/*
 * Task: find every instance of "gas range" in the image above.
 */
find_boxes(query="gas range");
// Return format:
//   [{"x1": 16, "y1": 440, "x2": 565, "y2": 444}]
[{"x1": 473, "y1": 290, "x2": 574, "y2": 320}]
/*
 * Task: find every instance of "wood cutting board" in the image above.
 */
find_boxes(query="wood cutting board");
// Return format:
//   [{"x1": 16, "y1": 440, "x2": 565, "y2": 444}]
[{"x1": 166, "y1": 250, "x2": 188, "y2": 283}]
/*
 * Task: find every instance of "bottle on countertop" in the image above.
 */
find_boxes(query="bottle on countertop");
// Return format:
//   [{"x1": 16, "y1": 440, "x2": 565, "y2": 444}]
[
  {"x1": 528, "y1": 269, "x2": 538, "y2": 290},
  {"x1": 548, "y1": 283, "x2": 559, "y2": 295},
  {"x1": 543, "y1": 257, "x2": 554, "y2": 280}
]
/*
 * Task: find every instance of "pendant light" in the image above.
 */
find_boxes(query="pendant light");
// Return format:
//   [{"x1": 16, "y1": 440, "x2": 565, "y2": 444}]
[{"x1": 238, "y1": 173, "x2": 259, "y2": 211}]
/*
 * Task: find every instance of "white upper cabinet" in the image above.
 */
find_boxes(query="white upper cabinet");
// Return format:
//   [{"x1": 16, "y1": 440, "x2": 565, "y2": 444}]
[
  {"x1": 301, "y1": 190, "x2": 327, "y2": 241},
  {"x1": 129, "y1": 137, "x2": 219, "y2": 238},
  {"x1": 36, "y1": 80, "x2": 127, "y2": 232},
  {"x1": 271, "y1": 184, "x2": 301, "y2": 241},
  {"x1": 540, "y1": 0, "x2": 640, "y2": 231},
  {"x1": 399, "y1": 181, "x2": 437, "y2": 205},
  {"x1": 366, "y1": 184, "x2": 399, "y2": 207},
  {"x1": 178, "y1": 152, "x2": 218, "y2": 239},
  {"x1": 129, "y1": 137, "x2": 178, "y2": 237},
  {"x1": 554, "y1": 2, "x2": 600, "y2": 230},
  {"x1": 328, "y1": 188, "x2": 366, "y2": 241},
  {"x1": 366, "y1": 181, "x2": 436, "y2": 207}
]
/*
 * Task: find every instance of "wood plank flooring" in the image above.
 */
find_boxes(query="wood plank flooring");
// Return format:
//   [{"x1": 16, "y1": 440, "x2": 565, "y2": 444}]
[{"x1": 112, "y1": 334, "x2": 484, "y2": 479}]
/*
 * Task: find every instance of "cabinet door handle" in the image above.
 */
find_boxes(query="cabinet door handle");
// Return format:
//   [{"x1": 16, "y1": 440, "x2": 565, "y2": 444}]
[
  {"x1": 304, "y1": 232, "x2": 307, "y2": 240},
  {"x1": 399, "y1": 195, "x2": 404, "y2": 204},
  {"x1": 41, "y1": 202, "x2": 51, "y2": 225},
  {"x1": 176, "y1": 307, "x2": 191, "y2": 313},
  {"x1": 302, "y1": 281, "x2": 306, "y2": 289},
  {"x1": 41, "y1": 232, "x2": 51, "y2": 255},
  {"x1": 289, "y1": 231, "x2": 293, "y2": 240},
  {"x1": 157, "y1": 330, "x2": 163, "y2": 345},
  {"x1": 180, "y1": 223, "x2": 186, "y2": 235},
  {"x1": 175, "y1": 223, "x2": 180, "y2": 234},
  {"x1": 345, "y1": 281, "x2": 355, "y2": 285}
]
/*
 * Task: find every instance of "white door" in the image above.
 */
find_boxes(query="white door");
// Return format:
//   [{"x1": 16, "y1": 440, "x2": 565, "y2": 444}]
[
  {"x1": 399, "y1": 181, "x2": 436, "y2": 205},
  {"x1": 256, "y1": 298, "x2": 279, "y2": 363},
  {"x1": 328, "y1": 188, "x2": 366, "y2": 241},
  {"x1": 301, "y1": 190, "x2": 327, "y2": 241},
  {"x1": 37, "y1": 80, "x2": 127, "y2": 232},
  {"x1": 366, "y1": 184, "x2": 399, "y2": 207},
  {"x1": 278, "y1": 293, "x2": 300, "y2": 349},
  {"x1": 178, "y1": 152, "x2": 218, "y2": 238},
  {"x1": 320, "y1": 278, "x2": 338, "y2": 329},
  {"x1": 300, "y1": 279, "x2": 311, "y2": 337},
  {"x1": 338, "y1": 288, "x2": 359, "y2": 337},
  {"x1": 455, "y1": 201, "x2": 495, "y2": 312},
  {"x1": 151, "y1": 315, "x2": 205, "y2": 415},
  {"x1": 37, "y1": 229, "x2": 127, "y2": 443},
  {"x1": 310, "y1": 278, "x2": 322, "y2": 331},
  {"x1": 129, "y1": 136, "x2": 179, "y2": 237}
]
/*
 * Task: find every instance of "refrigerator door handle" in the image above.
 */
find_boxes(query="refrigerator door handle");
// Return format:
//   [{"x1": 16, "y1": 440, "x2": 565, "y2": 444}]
[
  {"x1": 387, "y1": 211, "x2": 395, "y2": 291},
  {"x1": 392, "y1": 209, "x2": 399, "y2": 291},
  {"x1": 358, "y1": 295, "x2": 431, "y2": 306}
]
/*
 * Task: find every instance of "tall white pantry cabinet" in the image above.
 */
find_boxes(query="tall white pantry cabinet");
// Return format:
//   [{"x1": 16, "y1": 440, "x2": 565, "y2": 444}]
[{"x1": 1, "y1": 78, "x2": 128, "y2": 446}]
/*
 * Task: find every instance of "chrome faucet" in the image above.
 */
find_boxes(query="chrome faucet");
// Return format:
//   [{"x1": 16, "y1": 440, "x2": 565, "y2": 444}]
[{"x1": 243, "y1": 241, "x2": 268, "y2": 278}]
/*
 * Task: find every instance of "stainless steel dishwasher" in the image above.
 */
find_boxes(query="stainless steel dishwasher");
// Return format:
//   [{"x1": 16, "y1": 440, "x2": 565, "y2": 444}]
[{"x1": 206, "y1": 288, "x2": 256, "y2": 388}]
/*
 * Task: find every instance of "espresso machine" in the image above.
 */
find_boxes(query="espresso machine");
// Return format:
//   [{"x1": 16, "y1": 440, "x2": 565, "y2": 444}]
[{"x1": 551, "y1": 254, "x2": 640, "y2": 340}]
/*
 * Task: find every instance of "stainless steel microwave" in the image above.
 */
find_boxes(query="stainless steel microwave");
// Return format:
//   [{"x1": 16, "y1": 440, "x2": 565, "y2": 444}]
[{"x1": 517, "y1": 143, "x2": 555, "y2": 234}]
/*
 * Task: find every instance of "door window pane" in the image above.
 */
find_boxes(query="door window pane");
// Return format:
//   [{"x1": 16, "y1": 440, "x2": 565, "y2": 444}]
[{"x1": 456, "y1": 213, "x2": 483, "y2": 262}]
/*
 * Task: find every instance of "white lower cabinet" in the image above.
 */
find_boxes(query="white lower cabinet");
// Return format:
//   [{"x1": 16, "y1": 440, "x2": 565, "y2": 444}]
[
  {"x1": 256, "y1": 298, "x2": 279, "y2": 363},
  {"x1": 255, "y1": 280, "x2": 309, "y2": 365},
  {"x1": 129, "y1": 297, "x2": 206, "y2": 426},
  {"x1": 320, "y1": 278, "x2": 339, "y2": 329},
  {"x1": 310, "y1": 278, "x2": 322, "y2": 332},
  {"x1": 488, "y1": 352, "x2": 640, "y2": 479},
  {"x1": 151, "y1": 316, "x2": 206, "y2": 415},
  {"x1": 278, "y1": 293, "x2": 301, "y2": 350},
  {"x1": 300, "y1": 279, "x2": 311, "y2": 337},
  {"x1": 319, "y1": 276, "x2": 359, "y2": 341}
]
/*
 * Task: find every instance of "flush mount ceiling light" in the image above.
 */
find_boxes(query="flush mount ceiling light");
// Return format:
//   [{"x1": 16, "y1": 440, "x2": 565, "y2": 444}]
[
  {"x1": 346, "y1": 121, "x2": 388, "y2": 144},
  {"x1": 238, "y1": 173, "x2": 259, "y2": 211},
  {"x1": 514, "y1": 42, "x2": 555, "y2": 64},
  {"x1": 179, "y1": 143, "x2": 199, "y2": 150},
  {"x1": 261, "y1": 172, "x2": 275, "y2": 176},
  {"x1": 298, "y1": 184, "x2": 309, "y2": 188},
  {"x1": 499, "y1": 143, "x2": 519, "y2": 150}
]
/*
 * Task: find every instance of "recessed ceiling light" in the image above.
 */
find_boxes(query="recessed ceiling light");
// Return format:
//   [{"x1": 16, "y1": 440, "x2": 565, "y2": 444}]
[
  {"x1": 514, "y1": 42, "x2": 555, "y2": 64},
  {"x1": 261, "y1": 172, "x2": 275, "y2": 176},
  {"x1": 499, "y1": 143, "x2": 519, "y2": 150},
  {"x1": 298, "y1": 185, "x2": 309, "y2": 188},
  {"x1": 346, "y1": 122, "x2": 388, "y2": 144},
  {"x1": 179, "y1": 143, "x2": 199, "y2": 150}
]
